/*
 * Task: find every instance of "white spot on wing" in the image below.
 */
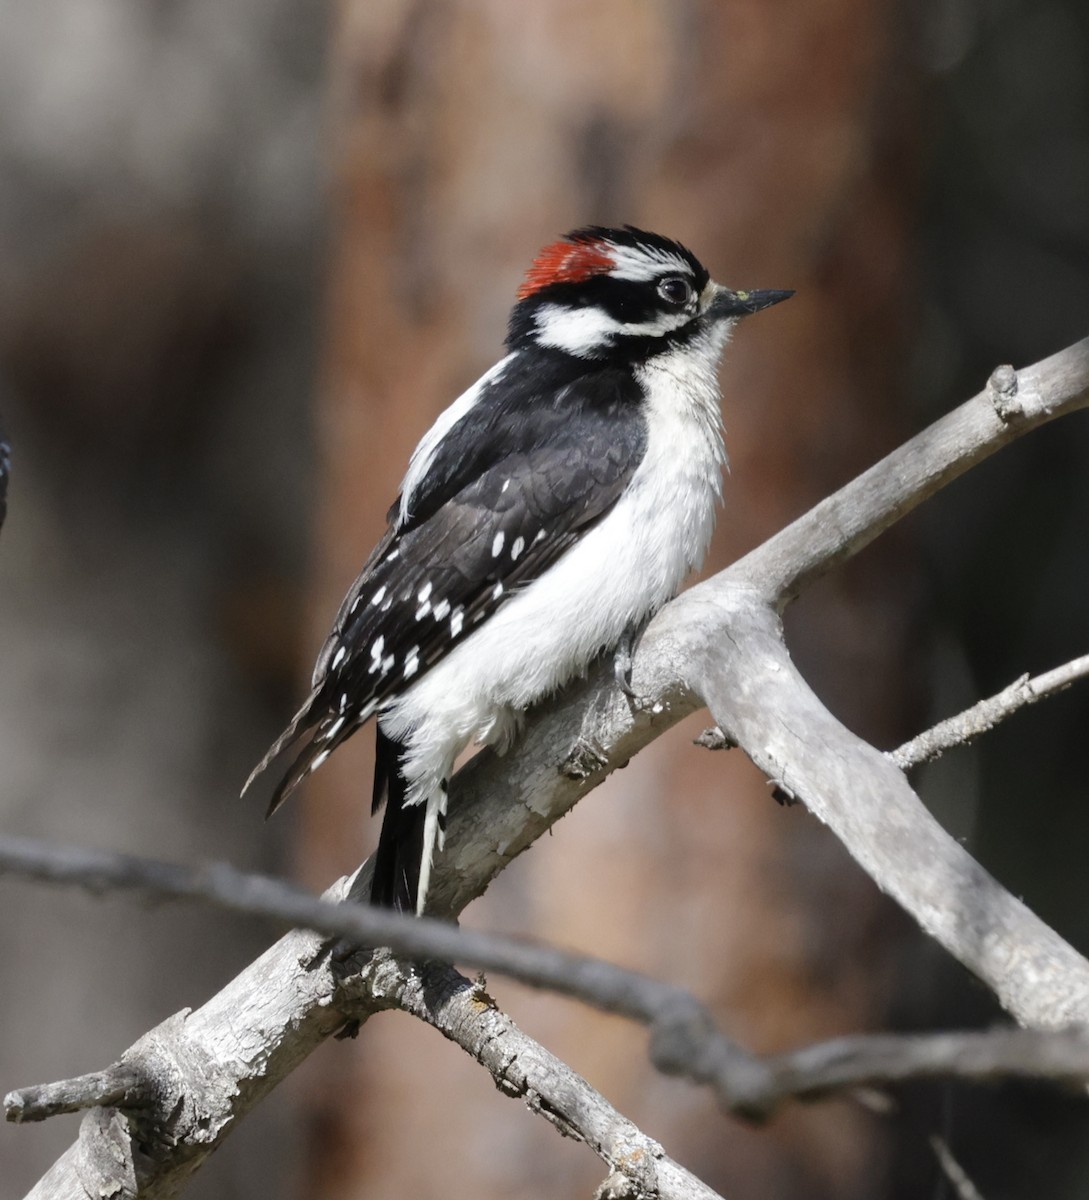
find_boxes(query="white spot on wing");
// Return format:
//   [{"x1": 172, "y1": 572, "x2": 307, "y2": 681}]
[
  {"x1": 492, "y1": 532, "x2": 505, "y2": 557},
  {"x1": 404, "y1": 648, "x2": 420, "y2": 679},
  {"x1": 370, "y1": 585, "x2": 386, "y2": 607},
  {"x1": 511, "y1": 536, "x2": 524, "y2": 561},
  {"x1": 492, "y1": 582, "x2": 504, "y2": 600},
  {"x1": 451, "y1": 608, "x2": 464, "y2": 637},
  {"x1": 331, "y1": 646, "x2": 347, "y2": 669},
  {"x1": 418, "y1": 582, "x2": 432, "y2": 603},
  {"x1": 433, "y1": 598, "x2": 450, "y2": 620}
]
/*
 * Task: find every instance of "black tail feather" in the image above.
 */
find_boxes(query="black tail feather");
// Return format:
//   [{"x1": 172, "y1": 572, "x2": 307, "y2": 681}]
[
  {"x1": 242, "y1": 688, "x2": 363, "y2": 819},
  {"x1": 370, "y1": 728, "x2": 423, "y2": 913},
  {"x1": 261, "y1": 738, "x2": 326, "y2": 819}
]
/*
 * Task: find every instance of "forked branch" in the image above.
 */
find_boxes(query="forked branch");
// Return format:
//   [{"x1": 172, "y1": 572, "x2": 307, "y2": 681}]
[{"x1": 5, "y1": 339, "x2": 1089, "y2": 1198}]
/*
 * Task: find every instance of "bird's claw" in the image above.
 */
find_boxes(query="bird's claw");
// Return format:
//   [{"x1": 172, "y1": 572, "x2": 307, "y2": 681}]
[
  {"x1": 613, "y1": 620, "x2": 647, "y2": 700},
  {"x1": 614, "y1": 643, "x2": 637, "y2": 698}
]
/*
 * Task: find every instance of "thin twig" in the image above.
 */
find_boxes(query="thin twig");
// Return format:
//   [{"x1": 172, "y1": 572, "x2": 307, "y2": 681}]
[
  {"x1": 700, "y1": 652, "x2": 1089, "y2": 772},
  {"x1": 0, "y1": 834, "x2": 711, "y2": 1031},
  {"x1": 929, "y1": 1135, "x2": 986, "y2": 1200},
  {"x1": 6, "y1": 833, "x2": 1089, "y2": 1129},
  {"x1": 891, "y1": 653, "x2": 1089, "y2": 770}
]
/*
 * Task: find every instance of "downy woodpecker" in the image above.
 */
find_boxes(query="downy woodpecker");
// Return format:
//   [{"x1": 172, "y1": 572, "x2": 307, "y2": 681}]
[{"x1": 243, "y1": 226, "x2": 791, "y2": 914}]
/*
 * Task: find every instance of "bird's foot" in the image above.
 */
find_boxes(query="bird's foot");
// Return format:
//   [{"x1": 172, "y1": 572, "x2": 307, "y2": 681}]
[{"x1": 613, "y1": 618, "x2": 649, "y2": 700}]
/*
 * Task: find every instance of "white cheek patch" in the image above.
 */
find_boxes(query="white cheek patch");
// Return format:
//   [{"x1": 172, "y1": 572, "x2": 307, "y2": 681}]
[
  {"x1": 534, "y1": 304, "x2": 624, "y2": 357},
  {"x1": 534, "y1": 303, "x2": 688, "y2": 358}
]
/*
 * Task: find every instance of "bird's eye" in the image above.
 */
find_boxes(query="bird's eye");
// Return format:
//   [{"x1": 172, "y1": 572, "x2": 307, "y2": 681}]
[{"x1": 657, "y1": 276, "x2": 693, "y2": 306}]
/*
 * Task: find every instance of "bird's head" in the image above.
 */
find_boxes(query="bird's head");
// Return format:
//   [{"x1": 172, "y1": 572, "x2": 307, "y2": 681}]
[{"x1": 507, "y1": 225, "x2": 792, "y2": 361}]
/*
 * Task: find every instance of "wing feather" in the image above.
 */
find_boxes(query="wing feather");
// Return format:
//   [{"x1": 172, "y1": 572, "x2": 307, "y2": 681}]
[{"x1": 244, "y1": 371, "x2": 646, "y2": 812}]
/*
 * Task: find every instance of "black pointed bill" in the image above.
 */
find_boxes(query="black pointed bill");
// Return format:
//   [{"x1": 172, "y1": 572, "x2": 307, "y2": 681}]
[{"x1": 708, "y1": 286, "x2": 794, "y2": 319}]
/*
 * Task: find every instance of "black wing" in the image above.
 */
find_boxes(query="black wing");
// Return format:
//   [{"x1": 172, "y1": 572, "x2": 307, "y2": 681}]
[{"x1": 244, "y1": 402, "x2": 646, "y2": 815}]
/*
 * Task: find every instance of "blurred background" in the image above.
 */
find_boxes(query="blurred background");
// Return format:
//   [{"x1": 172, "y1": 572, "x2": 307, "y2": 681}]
[{"x1": 1, "y1": 1, "x2": 1088, "y2": 1197}]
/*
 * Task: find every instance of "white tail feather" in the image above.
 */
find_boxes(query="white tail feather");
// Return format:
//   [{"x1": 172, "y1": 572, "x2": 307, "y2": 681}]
[{"x1": 415, "y1": 788, "x2": 448, "y2": 916}]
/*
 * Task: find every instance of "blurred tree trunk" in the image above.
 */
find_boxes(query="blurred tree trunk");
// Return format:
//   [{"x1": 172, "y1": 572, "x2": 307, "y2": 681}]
[
  {"x1": 0, "y1": 1, "x2": 325, "y2": 1194},
  {"x1": 301, "y1": 2, "x2": 923, "y2": 1196}
]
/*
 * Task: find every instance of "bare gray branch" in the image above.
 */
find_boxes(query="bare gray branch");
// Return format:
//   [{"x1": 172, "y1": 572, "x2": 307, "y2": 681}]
[
  {"x1": 367, "y1": 956, "x2": 727, "y2": 1200},
  {"x1": 9, "y1": 338, "x2": 1089, "y2": 1198},
  {"x1": 6, "y1": 835, "x2": 1089, "y2": 1132}
]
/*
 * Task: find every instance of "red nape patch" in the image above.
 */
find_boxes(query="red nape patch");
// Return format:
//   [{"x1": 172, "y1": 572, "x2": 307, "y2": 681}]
[{"x1": 516, "y1": 237, "x2": 615, "y2": 300}]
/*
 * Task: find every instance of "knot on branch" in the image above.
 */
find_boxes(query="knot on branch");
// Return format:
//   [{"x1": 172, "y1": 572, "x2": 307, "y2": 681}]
[
  {"x1": 594, "y1": 1128, "x2": 665, "y2": 1200},
  {"x1": 561, "y1": 736, "x2": 610, "y2": 780},
  {"x1": 646, "y1": 1005, "x2": 716, "y2": 1079},
  {"x1": 594, "y1": 1172, "x2": 644, "y2": 1200},
  {"x1": 988, "y1": 363, "x2": 1020, "y2": 421},
  {"x1": 341, "y1": 946, "x2": 414, "y2": 1011},
  {"x1": 693, "y1": 726, "x2": 735, "y2": 751}
]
